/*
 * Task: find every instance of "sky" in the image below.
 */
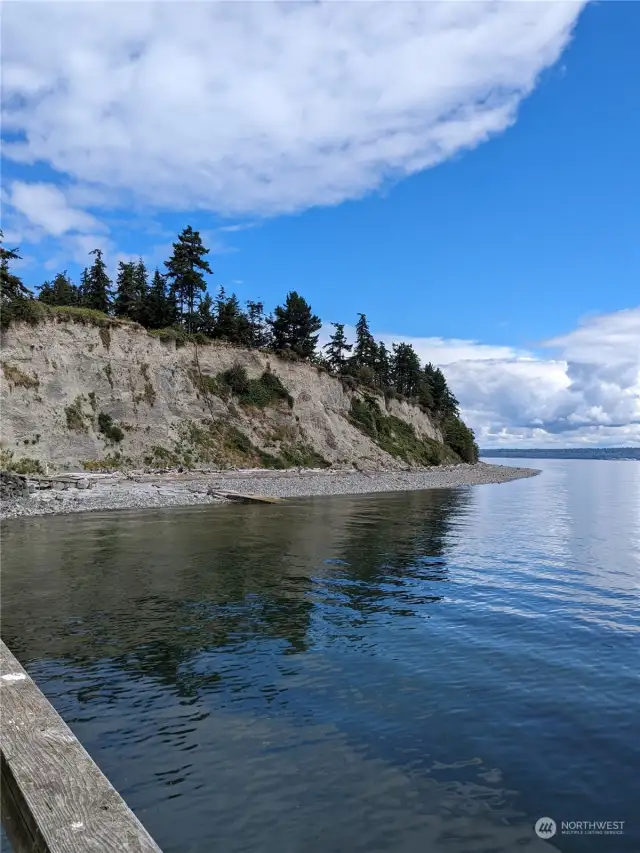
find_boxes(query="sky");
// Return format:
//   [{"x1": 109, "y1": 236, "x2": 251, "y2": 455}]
[{"x1": 2, "y1": 1, "x2": 639, "y2": 448}]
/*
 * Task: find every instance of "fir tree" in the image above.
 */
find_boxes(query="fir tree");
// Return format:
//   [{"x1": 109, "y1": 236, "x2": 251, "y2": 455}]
[
  {"x1": 0, "y1": 231, "x2": 30, "y2": 302},
  {"x1": 246, "y1": 300, "x2": 270, "y2": 348},
  {"x1": 164, "y1": 226, "x2": 212, "y2": 331},
  {"x1": 352, "y1": 313, "x2": 377, "y2": 370},
  {"x1": 82, "y1": 249, "x2": 113, "y2": 312},
  {"x1": 195, "y1": 292, "x2": 216, "y2": 336},
  {"x1": 418, "y1": 366, "x2": 434, "y2": 410},
  {"x1": 113, "y1": 261, "x2": 138, "y2": 319},
  {"x1": 428, "y1": 364, "x2": 459, "y2": 417},
  {"x1": 143, "y1": 269, "x2": 175, "y2": 329},
  {"x1": 444, "y1": 415, "x2": 478, "y2": 462},
  {"x1": 392, "y1": 342, "x2": 422, "y2": 397},
  {"x1": 270, "y1": 291, "x2": 322, "y2": 359},
  {"x1": 133, "y1": 259, "x2": 149, "y2": 323},
  {"x1": 324, "y1": 322, "x2": 353, "y2": 373},
  {"x1": 211, "y1": 286, "x2": 251, "y2": 344},
  {"x1": 374, "y1": 341, "x2": 392, "y2": 388},
  {"x1": 38, "y1": 271, "x2": 78, "y2": 306},
  {"x1": 77, "y1": 268, "x2": 90, "y2": 307}
]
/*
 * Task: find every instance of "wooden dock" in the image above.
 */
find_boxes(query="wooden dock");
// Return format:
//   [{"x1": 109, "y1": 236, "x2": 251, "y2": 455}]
[{"x1": 0, "y1": 640, "x2": 163, "y2": 852}]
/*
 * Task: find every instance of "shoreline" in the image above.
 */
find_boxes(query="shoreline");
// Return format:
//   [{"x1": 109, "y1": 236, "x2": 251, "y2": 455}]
[{"x1": 1, "y1": 462, "x2": 540, "y2": 520}]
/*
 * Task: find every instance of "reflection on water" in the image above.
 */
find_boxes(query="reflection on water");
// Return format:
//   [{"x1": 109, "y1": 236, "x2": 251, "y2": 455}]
[{"x1": 2, "y1": 460, "x2": 639, "y2": 853}]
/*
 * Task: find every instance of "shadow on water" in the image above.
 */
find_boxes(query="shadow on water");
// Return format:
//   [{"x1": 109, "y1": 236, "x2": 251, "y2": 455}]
[
  {"x1": 2, "y1": 470, "x2": 638, "y2": 853},
  {"x1": 1, "y1": 489, "x2": 467, "y2": 698}
]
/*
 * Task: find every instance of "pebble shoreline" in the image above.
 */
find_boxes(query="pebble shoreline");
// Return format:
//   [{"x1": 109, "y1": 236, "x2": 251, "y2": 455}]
[{"x1": 1, "y1": 462, "x2": 540, "y2": 520}]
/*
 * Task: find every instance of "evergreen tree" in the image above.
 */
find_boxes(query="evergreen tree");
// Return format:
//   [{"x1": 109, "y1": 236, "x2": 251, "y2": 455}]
[
  {"x1": 114, "y1": 259, "x2": 148, "y2": 323},
  {"x1": 77, "y1": 268, "x2": 90, "y2": 307},
  {"x1": 374, "y1": 341, "x2": 392, "y2": 388},
  {"x1": 444, "y1": 415, "x2": 478, "y2": 462},
  {"x1": 246, "y1": 300, "x2": 270, "y2": 348},
  {"x1": 38, "y1": 271, "x2": 78, "y2": 306},
  {"x1": 324, "y1": 322, "x2": 352, "y2": 373},
  {"x1": 269, "y1": 291, "x2": 322, "y2": 359},
  {"x1": 0, "y1": 231, "x2": 30, "y2": 302},
  {"x1": 418, "y1": 364, "x2": 434, "y2": 410},
  {"x1": 164, "y1": 226, "x2": 212, "y2": 331},
  {"x1": 133, "y1": 259, "x2": 149, "y2": 323},
  {"x1": 211, "y1": 286, "x2": 251, "y2": 344},
  {"x1": 82, "y1": 249, "x2": 113, "y2": 312},
  {"x1": 428, "y1": 364, "x2": 459, "y2": 417},
  {"x1": 143, "y1": 269, "x2": 175, "y2": 329},
  {"x1": 113, "y1": 261, "x2": 138, "y2": 319},
  {"x1": 352, "y1": 313, "x2": 377, "y2": 370},
  {"x1": 391, "y1": 342, "x2": 422, "y2": 397},
  {"x1": 195, "y1": 292, "x2": 216, "y2": 336}
]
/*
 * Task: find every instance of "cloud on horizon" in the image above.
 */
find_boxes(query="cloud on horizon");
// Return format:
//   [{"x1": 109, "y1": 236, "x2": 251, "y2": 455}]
[{"x1": 323, "y1": 307, "x2": 640, "y2": 448}]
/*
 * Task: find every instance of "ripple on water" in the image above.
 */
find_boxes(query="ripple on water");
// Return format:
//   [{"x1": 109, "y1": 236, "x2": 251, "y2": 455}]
[{"x1": 1, "y1": 459, "x2": 638, "y2": 852}]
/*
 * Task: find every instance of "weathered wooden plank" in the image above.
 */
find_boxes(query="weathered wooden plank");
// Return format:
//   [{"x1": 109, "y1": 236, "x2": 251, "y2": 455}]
[
  {"x1": 210, "y1": 490, "x2": 283, "y2": 504},
  {"x1": 0, "y1": 640, "x2": 163, "y2": 853}
]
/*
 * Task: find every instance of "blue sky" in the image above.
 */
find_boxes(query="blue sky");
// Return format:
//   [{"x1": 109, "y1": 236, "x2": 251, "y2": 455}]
[{"x1": 2, "y1": 1, "x2": 639, "y2": 447}]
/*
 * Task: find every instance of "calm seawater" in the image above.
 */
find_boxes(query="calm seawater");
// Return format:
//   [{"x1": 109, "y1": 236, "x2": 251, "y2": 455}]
[{"x1": 2, "y1": 459, "x2": 638, "y2": 853}]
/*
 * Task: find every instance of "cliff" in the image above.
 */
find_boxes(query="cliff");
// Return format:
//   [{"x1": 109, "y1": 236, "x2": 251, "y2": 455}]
[{"x1": 1, "y1": 316, "x2": 453, "y2": 474}]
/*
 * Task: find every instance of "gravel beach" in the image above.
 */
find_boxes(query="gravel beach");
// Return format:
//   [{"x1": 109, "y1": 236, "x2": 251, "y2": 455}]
[{"x1": 1, "y1": 462, "x2": 539, "y2": 520}]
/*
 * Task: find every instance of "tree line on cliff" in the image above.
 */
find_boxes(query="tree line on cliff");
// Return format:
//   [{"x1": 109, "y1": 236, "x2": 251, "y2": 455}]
[{"x1": 0, "y1": 227, "x2": 478, "y2": 462}]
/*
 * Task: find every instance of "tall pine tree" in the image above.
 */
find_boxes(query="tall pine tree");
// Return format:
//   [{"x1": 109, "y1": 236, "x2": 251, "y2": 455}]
[
  {"x1": 195, "y1": 292, "x2": 216, "y2": 336},
  {"x1": 0, "y1": 231, "x2": 30, "y2": 302},
  {"x1": 143, "y1": 269, "x2": 175, "y2": 329},
  {"x1": 246, "y1": 300, "x2": 270, "y2": 348},
  {"x1": 392, "y1": 342, "x2": 422, "y2": 397},
  {"x1": 270, "y1": 291, "x2": 322, "y2": 359},
  {"x1": 164, "y1": 226, "x2": 212, "y2": 331},
  {"x1": 114, "y1": 261, "x2": 138, "y2": 319},
  {"x1": 374, "y1": 341, "x2": 392, "y2": 388},
  {"x1": 324, "y1": 322, "x2": 353, "y2": 373},
  {"x1": 352, "y1": 313, "x2": 377, "y2": 370},
  {"x1": 82, "y1": 249, "x2": 112, "y2": 312},
  {"x1": 38, "y1": 271, "x2": 78, "y2": 306}
]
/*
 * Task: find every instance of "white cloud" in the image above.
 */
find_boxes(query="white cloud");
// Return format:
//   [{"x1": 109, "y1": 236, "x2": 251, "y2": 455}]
[
  {"x1": 327, "y1": 308, "x2": 640, "y2": 448},
  {"x1": 7, "y1": 181, "x2": 106, "y2": 239},
  {"x1": 2, "y1": 1, "x2": 585, "y2": 217}
]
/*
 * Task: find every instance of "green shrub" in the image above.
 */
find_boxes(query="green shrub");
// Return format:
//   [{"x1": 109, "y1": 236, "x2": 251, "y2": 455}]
[
  {"x1": 216, "y1": 365, "x2": 293, "y2": 409},
  {"x1": 277, "y1": 348, "x2": 300, "y2": 362},
  {"x1": 99, "y1": 327, "x2": 111, "y2": 349},
  {"x1": 97, "y1": 412, "x2": 124, "y2": 443},
  {"x1": 65, "y1": 396, "x2": 88, "y2": 432},
  {"x1": 279, "y1": 443, "x2": 330, "y2": 469},
  {"x1": 0, "y1": 449, "x2": 44, "y2": 475},
  {"x1": 341, "y1": 375, "x2": 358, "y2": 393},
  {"x1": 221, "y1": 363, "x2": 250, "y2": 395},
  {"x1": 349, "y1": 396, "x2": 443, "y2": 466},
  {"x1": 148, "y1": 327, "x2": 211, "y2": 347},
  {"x1": 0, "y1": 298, "x2": 46, "y2": 330},
  {"x1": 47, "y1": 305, "x2": 136, "y2": 329},
  {"x1": 82, "y1": 453, "x2": 133, "y2": 472},
  {"x1": 1, "y1": 362, "x2": 40, "y2": 390},
  {"x1": 143, "y1": 445, "x2": 181, "y2": 468}
]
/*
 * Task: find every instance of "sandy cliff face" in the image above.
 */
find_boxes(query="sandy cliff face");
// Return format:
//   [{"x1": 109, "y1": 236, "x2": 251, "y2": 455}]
[{"x1": 1, "y1": 319, "x2": 445, "y2": 473}]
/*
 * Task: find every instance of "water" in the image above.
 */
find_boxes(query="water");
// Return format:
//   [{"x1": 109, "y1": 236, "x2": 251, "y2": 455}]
[{"x1": 2, "y1": 459, "x2": 638, "y2": 852}]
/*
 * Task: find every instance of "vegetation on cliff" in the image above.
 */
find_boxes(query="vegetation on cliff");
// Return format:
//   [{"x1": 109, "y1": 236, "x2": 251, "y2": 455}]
[{"x1": 1, "y1": 228, "x2": 478, "y2": 464}]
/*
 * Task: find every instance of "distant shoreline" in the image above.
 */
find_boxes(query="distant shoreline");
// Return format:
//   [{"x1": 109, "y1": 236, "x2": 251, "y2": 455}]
[
  {"x1": 1, "y1": 462, "x2": 540, "y2": 520},
  {"x1": 480, "y1": 448, "x2": 639, "y2": 461}
]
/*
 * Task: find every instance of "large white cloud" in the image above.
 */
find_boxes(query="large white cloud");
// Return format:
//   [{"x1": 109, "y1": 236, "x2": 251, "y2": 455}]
[
  {"x1": 2, "y1": 1, "x2": 585, "y2": 217},
  {"x1": 327, "y1": 308, "x2": 640, "y2": 447}
]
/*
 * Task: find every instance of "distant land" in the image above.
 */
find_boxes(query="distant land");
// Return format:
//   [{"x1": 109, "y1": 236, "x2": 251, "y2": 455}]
[{"x1": 480, "y1": 447, "x2": 639, "y2": 461}]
